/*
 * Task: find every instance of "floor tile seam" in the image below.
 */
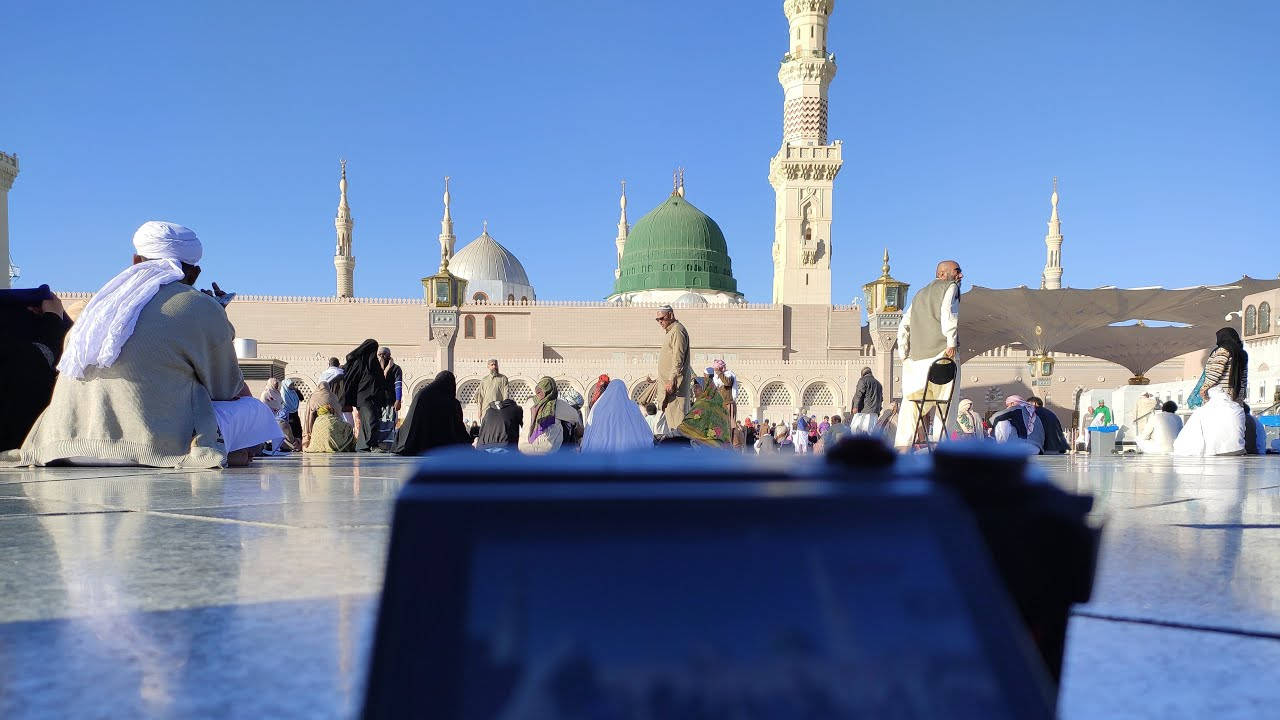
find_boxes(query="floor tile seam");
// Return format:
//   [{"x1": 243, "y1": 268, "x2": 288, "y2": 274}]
[
  {"x1": 157, "y1": 498, "x2": 396, "y2": 513},
  {"x1": 142, "y1": 509, "x2": 302, "y2": 530},
  {"x1": 1071, "y1": 610, "x2": 1280, "y2": 642},
  {"x1": 0, "y1": 590, "x2": 383, "y2": 626}
]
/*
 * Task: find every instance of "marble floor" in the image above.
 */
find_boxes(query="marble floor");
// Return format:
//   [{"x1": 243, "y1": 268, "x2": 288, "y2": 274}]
[{"x1": 0, "y1": 453, "x2": 1277, "y2": 718}]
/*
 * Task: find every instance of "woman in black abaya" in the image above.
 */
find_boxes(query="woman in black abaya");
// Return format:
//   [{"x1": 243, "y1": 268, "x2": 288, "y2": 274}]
[
  {"x1": 343, "y1": 339, "x2": 390, "y2": 452},
  {"x1": 394, "y1": 371, "x2": 472, "y2": 455}
]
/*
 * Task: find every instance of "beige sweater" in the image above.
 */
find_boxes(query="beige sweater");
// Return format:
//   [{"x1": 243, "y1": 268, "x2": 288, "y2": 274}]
[{"x1": 4, "y1": 282, "x2": 245, "y2": 468}]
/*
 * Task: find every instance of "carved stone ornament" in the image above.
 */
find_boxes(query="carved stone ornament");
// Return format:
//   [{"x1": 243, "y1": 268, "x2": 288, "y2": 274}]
[
  {"x1": 777, "y1": 59, "x2": 837, "y2": 86},
  {"x1": 777, "y1": 162, "x2": 843, "y2": 182},
  {"x1": 783, "y1": 0, "x2": 835, "y2": 17}
]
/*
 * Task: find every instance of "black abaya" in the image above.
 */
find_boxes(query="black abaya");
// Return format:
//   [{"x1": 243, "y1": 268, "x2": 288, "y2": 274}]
[
  {"x1": 343, "y1": 339, "x2": 390, "y2": 452},
  {"x1": 394, "y1": 371, "x2": 472, "y2": 455},
  {"x1": 1, "y1": 304, "x2": 71, "y2": 450}
]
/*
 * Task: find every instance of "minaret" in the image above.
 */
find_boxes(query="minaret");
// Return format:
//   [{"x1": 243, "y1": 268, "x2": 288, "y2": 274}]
[
  {"x1": 769, "y1": 0, "x2": 843, "y2": 305},
  {"x1": 333, "y1": 160, "x2": 355, "y2": 298},
  {"x1": 1041, "y1": 177, "x2": 1063, "y2": 289},
  {"x1": 0, "y1": 151, "x2": 19, "y2": 289},
  {"x1": 614, "y1": 180, "x2": 628, "y2": 280},
  {"x1": 439, "y1": 176, "x2": 456, "y2": 271}
]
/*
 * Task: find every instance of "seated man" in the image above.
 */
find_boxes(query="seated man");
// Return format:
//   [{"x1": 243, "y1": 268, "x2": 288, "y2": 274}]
[
  {"x1": 1027, "y1": 396, "x2": 1069, "y2": 454},
  {"x1": 991, "y1": 395, "x2": 1045, "y2": 452},
  {"x1": 3, "y1": 221, "x2": 278, "y2": 468},
  {"x1": 1137, "y1": 401, "x2": 1183, "y2": 455}
]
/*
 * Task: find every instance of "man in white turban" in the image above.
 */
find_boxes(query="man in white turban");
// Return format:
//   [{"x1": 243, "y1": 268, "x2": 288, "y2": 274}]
[{"x1": 4, "y1": 221, "x2": 280, "y2": 468}]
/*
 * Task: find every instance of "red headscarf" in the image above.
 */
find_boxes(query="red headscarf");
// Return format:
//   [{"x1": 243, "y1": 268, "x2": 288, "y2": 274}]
[{"x1": 588, "y1": 374, "x2": 610, "y2": 410}]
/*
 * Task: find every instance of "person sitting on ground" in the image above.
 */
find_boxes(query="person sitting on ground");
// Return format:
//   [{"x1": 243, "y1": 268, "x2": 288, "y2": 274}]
[
  {"x1": 468, "y1": 421, "x2": 480, "y2": 441},
  {"x1": 1, "y1": 285, "x2": 72, "y2": 451},
  {"x1": 642, "y1": 402, "x2": 664, "y2": 437},
  {"x1": 951, "y1": 398, "x2": 986, "y2": 440},
  {"x1": 394, "y1": 370, "x2": 471, "y2": 455},
  {"x1": 1175, "y1": 327, "x2": 1248, "y2": 457},
  {"x1": 301, "y1": 379, "x2": 342, "y2": 451},
  {"x1": 822, "y1": 414, "x2": 853, "y2": 449},
  {"x1": 1138, "y1": 400, "x2": 1183, "y2": 455},
  {"x1": 582, "y1": 379, "x2": 657, "y2": 453},
  {"x1": 476, "y1": 398, "x2": 523, "y2": 451},
  {"x1": 555, "y1": 389, "x2": 586, "y2": 450},
  {"x1": 3, "y1": 221, "x2": 279, "y2": 468},
  {"x1": 991, "y1": 395, "x2": 1045, "y2": 452},
  {"x1": 677, "y1": 369, "x2": 733, "y2": 448},
  {"x1": 585, "y1": 374, "x2": 610, "y2": 426},
  {"x1": 259, "y1": 378, "x2": 294, "y2": 452},
  {"x1": 1028, "y1": 396, "x2": 1069, "y2": 454},
  {"x1": 519, "y1": 377, "x2": 563, "y2": 455},
  {"x1": 1243, "y1": 404, "x2": 1266, "y2": 455},
  {"x1": 305, "y1": 405, "x2": 355, "y2": 453}
]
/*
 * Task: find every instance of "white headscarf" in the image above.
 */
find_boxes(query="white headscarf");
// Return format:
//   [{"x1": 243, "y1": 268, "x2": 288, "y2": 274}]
[
  {"x1": 580, "y1": 380, "x2": 655, "y2": 453},
  {"x1": 58, "y1": 221, "x2": 204, "y2": 379}
]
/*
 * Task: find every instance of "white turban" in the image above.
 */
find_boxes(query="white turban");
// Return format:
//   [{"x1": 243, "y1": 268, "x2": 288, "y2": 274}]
[
  {"x1": 59, "y1": 221, "x2": 205, "y2": 379},
  {"x1": 132, "y1": 220, "x2": 203, "y2": 264}
]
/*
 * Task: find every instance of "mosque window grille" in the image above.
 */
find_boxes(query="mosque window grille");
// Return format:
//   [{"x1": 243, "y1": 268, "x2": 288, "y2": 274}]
[
  {"x1": 1259, "y1": 302, "x2": 1271, "y2": 333},
  {"x1": 507, "y1": 293, "x2": 516, "y2": 304},
  {"x1": 759, "y1": 382, "x2": 793, "y2": 407},
  {"x1": 1244, "y1": 305, "x2": 1257, "y2": 336},
  {"x1": 463, "y1": 315, "x2": 476, "y2": 338},
  {"x1": 472, "y1": 292, "x2": 489, "y2": 304},
  {"x1": 554, "y1": 378, "x2": 576, "y2": 397},
  {"x1": 508, "y1": 380, "x2": 534, "y2": 405},
  {"x1": 286, "y1": 378, "x2": 313, "y2": 401},
  {"x1": 801, "y1": 382, "x2": 835, "y2": 408},
  {"x1": 456, "y1": 379, "x2": 482, "y2": 405},
  {"x1": 734, "y1": 383, "x2": 750, "y2": 406},
  {"x1": 484, "y1": 315, "x2": 496, "y2": 339}
]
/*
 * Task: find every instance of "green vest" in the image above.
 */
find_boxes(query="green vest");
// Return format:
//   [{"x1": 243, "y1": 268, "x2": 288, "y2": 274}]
[{"x1": 906, "y1": 278, "x2": 958, "y2": 360}]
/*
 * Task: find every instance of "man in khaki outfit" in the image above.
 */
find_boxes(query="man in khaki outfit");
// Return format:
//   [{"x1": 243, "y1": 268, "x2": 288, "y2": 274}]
[
  {"x1": 655, "y1": 305, "x2": 692, "y2": 439},
  {"x1": 476, "y1": 358, "x2": 509, "y2": 411}
]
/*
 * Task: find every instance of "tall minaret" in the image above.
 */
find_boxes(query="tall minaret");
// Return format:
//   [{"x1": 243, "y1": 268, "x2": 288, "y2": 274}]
[
  {"x1": 614, "y1": 180, "x2": 628, "y2": 280},
  {"x1": 333, "y1": 160, "x2": 355, "y2": 298},
  {"x1": 1041, "y1": 177, "x2": 1063, "y2": 289},
  {"x1": 438, "y1": 176, "x2": 456, "y2": 270},
  {"x1": 0, "y1": 151, "x2": 19, "y2": 289},
  {"x1": 769, "y1": 0, "x2": 843, "y2": 306}
]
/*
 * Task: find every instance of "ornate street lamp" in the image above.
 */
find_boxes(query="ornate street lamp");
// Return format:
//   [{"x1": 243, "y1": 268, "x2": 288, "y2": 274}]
[
  {"x1": 422, "y1": 256, "x2": 466, "y2": 307},
  {"x1": 862, "y1": 249, "x2": 910, "y2": 314}
]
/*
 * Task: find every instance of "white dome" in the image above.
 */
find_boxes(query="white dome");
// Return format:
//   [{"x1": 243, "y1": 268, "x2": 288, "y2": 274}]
[
  {"x1": 671, "y1": 292, "x2": 708, "y2": 307},
  {"x1": 450, "y1": 229, "x2": 536, "y2": 303}
]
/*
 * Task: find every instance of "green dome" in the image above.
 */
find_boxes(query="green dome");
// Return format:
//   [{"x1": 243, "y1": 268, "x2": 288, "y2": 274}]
[{"x1": 613, "y1": 193, "x2": 738, "y2": 295}]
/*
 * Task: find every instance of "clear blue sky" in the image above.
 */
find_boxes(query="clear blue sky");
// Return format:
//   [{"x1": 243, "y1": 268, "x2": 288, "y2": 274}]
[{"x1": 4, "y1": 0, "x2": 1276, "y2": 303}]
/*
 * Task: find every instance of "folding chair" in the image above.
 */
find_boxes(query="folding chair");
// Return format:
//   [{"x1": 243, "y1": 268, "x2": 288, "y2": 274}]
[{"x1": 908, "y1": 357, "x2": 958, "y2": 452}]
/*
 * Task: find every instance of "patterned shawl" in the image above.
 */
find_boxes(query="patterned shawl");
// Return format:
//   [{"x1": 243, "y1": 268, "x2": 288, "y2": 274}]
[{"x1": 528, "y1": 376, "x2": 559, "y2": 443}]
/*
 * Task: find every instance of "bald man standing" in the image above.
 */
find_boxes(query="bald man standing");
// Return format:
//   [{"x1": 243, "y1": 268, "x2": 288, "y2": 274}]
[{"x1": 894, "y1": 259, "x2": 962, "y2": 451}]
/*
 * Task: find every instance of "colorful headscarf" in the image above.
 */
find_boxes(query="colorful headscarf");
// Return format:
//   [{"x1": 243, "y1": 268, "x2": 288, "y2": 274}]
[
  {"x1": 528, "y1": 376, "x2": 559, "y2": 443},
  {"x1": 588, "y1": 374, "x2": 610, "y2": 410}
]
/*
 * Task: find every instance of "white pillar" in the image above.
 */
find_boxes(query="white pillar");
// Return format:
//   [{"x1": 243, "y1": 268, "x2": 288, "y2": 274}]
[{"x1": 0, "y1": 151, "x2": 19, "y2": 290}]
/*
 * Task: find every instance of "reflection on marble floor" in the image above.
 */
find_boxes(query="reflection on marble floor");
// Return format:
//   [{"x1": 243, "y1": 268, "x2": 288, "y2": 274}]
[{"x1": 0, "y1": 454, "x2": 1277, "y2": 718}]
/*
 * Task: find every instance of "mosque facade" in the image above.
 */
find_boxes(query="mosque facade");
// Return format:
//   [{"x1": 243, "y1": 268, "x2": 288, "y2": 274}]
[{"x1": 51, "y1": 1, "x2": 1196, "y2": 426}]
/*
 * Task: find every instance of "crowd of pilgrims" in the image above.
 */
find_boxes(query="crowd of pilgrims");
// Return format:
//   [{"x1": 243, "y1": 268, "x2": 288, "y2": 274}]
[{"x1": 0, "y1": 221, "x2": 1268, "y2": 467}]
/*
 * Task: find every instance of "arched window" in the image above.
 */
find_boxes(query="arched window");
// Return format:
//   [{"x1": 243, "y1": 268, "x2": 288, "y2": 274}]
[
  {"x1": 484, "y1": 315, "x2": 496, "y2": 339},
  {"x1": 801, "y1": 382, "x2": 836, "y2": 409},
  {"x1": 1260, "y1": 302, "x2": 1272, "y2": 333},
  {"x1": 759, "y1": 382, "x2": 793, "y2": 407},
  {"x1": 463, "y1": 315, "x2": 475, "y2": 338},
  {"x1": 456, "y1": 379, "x2": 482, "y2": 405},
  {"x1": 472, "y1": 292, "x2": 488, "y2": 305},
  {"x1": 508, "y1": 380, "x2": 534, "y2": 404},
  {"x1": 520, "y1": 296, "x2": 529, "y2": 304},
  {"x1": 506, "y1": 293, "x2": 515, "y2": 304},
  {"x1": 1244, "y1": 305, "x2": 1257, "y2": 336}
]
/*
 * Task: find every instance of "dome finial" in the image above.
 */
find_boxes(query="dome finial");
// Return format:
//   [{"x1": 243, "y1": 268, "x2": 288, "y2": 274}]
[
  {"x1": 882, "y1": 248, "x2": 890, "y2": 277},
  {"x1": 483, "y1": 219, "x2": 488, "y2": 236},
  {"x1": 677, "y1": 167, "x2": 686, "y2": 197}
]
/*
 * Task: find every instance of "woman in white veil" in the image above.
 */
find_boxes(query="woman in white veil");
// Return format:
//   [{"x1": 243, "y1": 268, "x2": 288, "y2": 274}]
[{"x1": 581, "y1": 379, "x2": 655, "y2": 453}]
